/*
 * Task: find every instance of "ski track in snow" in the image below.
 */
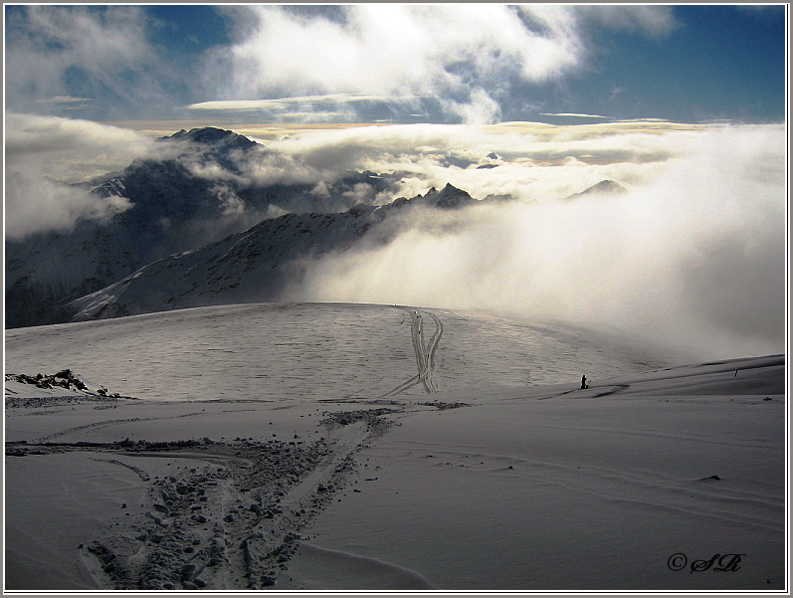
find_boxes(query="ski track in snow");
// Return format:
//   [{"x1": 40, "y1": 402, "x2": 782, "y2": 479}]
[
  {"x1": 425, "y1": 311, "x2": 444, "y2": 393},
  {"x1": 383, "y1": 308, "x2": 443, "y2": 397},
  {"x1": 4, "y1": 303, "x2": 688, "y2": 404}
]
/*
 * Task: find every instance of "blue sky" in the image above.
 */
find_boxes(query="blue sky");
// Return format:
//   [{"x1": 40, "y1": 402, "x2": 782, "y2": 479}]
[
  {"x1": 4, "y1": 4, "x2": 788, "y2": 124},
  {"x1": 580, "y1": 5, "x2": 787, "y2": 123}
]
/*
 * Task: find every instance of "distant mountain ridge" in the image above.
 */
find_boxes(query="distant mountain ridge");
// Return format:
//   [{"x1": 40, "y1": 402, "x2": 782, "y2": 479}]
[
  {"x1": 7, "y1": 125, "x2": 617, "y2": 327},
  {"x1": 63, "y1": 183, "x2": 490, "y2": 321},
  {"x1": 5, "y1": 127, "x2": 401, "y2": 327},
  {"x1": 5, "y1": 127, "x2": 502, "y2": 326}
]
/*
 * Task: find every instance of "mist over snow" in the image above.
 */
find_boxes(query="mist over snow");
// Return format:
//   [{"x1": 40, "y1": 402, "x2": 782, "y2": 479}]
[
  {"x1": 280, "y1": 124, "x2": 786, "y2": 359},
  {"x1": 3, "y1": 113, "x2": 336, "y2": 239},
  {"x1": 4, "y1": 113, "x2": 163, "y2": 182}
]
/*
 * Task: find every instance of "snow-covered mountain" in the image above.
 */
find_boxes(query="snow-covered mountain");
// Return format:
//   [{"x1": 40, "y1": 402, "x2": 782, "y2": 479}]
[
  {"x1": 62, "y1": 183, "x2": 485, "y2": 321},
  {"x1": 5, "y1": 127, "x2": 404, "y2": 328}
]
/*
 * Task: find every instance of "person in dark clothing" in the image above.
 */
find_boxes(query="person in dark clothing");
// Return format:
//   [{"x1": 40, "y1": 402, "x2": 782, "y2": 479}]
[{"x1": 581, "y1": 374, "x2": 588, "y2": 390}]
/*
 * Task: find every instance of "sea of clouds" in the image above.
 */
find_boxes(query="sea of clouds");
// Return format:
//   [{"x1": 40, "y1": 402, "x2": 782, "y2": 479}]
[
  {"x1": 273, "y1": 121, "x2": 785, "y2": 360},
  {"x1": 5, "y1": 114, "x2": 786, "y2": 359}
]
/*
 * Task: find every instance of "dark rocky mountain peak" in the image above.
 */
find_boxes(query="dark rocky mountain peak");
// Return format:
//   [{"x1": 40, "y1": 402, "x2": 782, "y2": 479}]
[
  {"x1": 159, "y1": 126, "x2": 259, "y2": 152},
  {"x1": 424, "y1": 183, "x2": 476, "y2": 208}
]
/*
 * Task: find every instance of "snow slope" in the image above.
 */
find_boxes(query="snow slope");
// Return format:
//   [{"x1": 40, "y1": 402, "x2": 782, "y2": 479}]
[
  {"x1": 5, "y1": 302, "x2": 689, "y2": 403},
  {"x1": 282, "y1": 356, "x2": 785, "y2": 591},
  {"x1": 4, "y1": 303, "x2": 786, "y2": 591}
]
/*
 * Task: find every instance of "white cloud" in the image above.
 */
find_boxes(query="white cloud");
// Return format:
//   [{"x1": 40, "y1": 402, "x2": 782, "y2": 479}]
[
  {"x1": 5, "y1": 172, "x2": 132, "y2": 240},
  {"x1": 187, "y1": 93, "x2": 407, "y2": 113},
  {"x1": 541, "y1": 112, "x2": 610, "y2": 119},
  {"x1": 208, "y1": 5, "x2": 594, "y2": 124},
  {"x1": 4, "y1": 5, "x2": 682, "y2": 125},
  {"x1": 212, "y1": 184, "x2": 245, "y2": 216},
  {"x1": 4, "y1": 113, "x2": 159, "y2": 182},
  {"x1": 34, "y1": 95, "x2": 92, "y2": 105},
  {"x1": 4, "y1": 5, "x2": 173, "y2": 119},
  {"x1": 3, "y1": 113, "x2": 164, "y2": 238},
  {"x1": 186, "y1": 94, "x2": 427, "y2": 124},
  {"x1": 198, "y1": 5, "x2": 680, "y2": 125},
  {"x1": 342, "y1": 183, "x2": 377, "y2": 205},
  {"x1": 574, "y1": 5, "x2": 678, "y2": 37},
  {"x1": 442, "y1": 88, "x2": 503, "y2": 126}
]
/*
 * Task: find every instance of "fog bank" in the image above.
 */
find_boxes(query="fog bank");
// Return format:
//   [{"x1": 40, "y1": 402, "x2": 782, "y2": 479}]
[{"x1": 286, "y1": 126, "x2": 786, "y2": 359}]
